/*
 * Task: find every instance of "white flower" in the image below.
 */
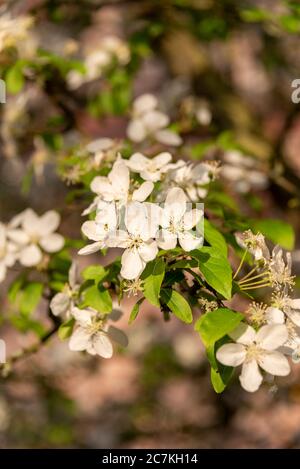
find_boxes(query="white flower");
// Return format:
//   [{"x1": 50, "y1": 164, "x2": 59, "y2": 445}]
[
  {"x1": 268, "y1": 246, "x2": 294, "y2": 289},
  {"x1": 0, "y1": 14, "x2": 33, "y2": 53},
  {"x1": 127, "y1": 94, "x2": 182, "y2": 146},
  {"x1": 67, "y1": 36, "x2": 130, "y2": 89},
  {"x1": 157, "y1": 187, "x2": 203, "y2": 251},
  {"x1": 126, "y1": 152, "x2": 173, "y2": 182},
  {"x1": 216, "y1": 323, "x2": 290, "y2": 392},
  {"x1": 107, "y1": 202, "x2": 158, "y2": 280},
  {"x1": 0, "y1": 223, "x2": 18, "y2": 283},
  {"x1": 267, "y1": 293, "x2": 300, "y2": 328},
  {"x1": 50, "y1": 262, "x2": 79, "y2": 317},
  {"x1": 165, "y1": 160, "x2": 219, "y2": 201},
  {"x1": 8, "y1": 209, "x2": 64, "y2": 267},
  {"x1": 235, "y1": 230, "x2": 270, "y2": 262},
  {"x1": 79, "y1": 202, "x2": 118, "y2": 255},
  {"x1": 221, "y1": 150, "x2": 268, "y2": 193},
  {"x1": 85, "y1": 158, "x2": 153, "y2": 214},
  {"x1": 69, "y1": 307, "x2": 128, "y2": 358},
  {"x1": 86, "y1": 137, "x2": 121, "y2": 168}
]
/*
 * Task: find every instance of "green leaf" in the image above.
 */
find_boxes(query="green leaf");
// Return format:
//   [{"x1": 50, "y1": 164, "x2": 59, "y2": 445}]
[
  {"x1": 19, "y1": 283, "x2": 44, "y2": 316},
  {"x1": 141, "y1": 258, "x2": 165, "y2": 307},
  {"x1": 128, "y1": 298, "x2": 144, "y2": 324},
  {"x1": 191, "y1": 247, "x2": 232, "y2": 299},
  {"x1": 82, "y1": 285, "x2": 112, "y2": 314},
  {"x1": 195, "y1": 307, "x2": 243, "y2": 348},
  {"x1": 249, "y1": 219, "x2": 295, "y2": 250},
  {"x1": 58, "y1": 318, "x2": 75, "y2": 340},
  {"x1": 210, "y1": 366, "x2": 234, "y2": 393},
  {"x1": 6, "y1": 62, "x2": 25, "y2": 94},
  {"x1": 8, "y1": 275, "x2": 25, "y2": 302},
  {"x1": 161, "y1": 289, "x2": 193, "y2": 324},
  {"x1": 82, "y1": 265, "x2": 107, "y2": 283},
  {"x1": 204, "y1": 219, "x2": 227, "y2": 257}
]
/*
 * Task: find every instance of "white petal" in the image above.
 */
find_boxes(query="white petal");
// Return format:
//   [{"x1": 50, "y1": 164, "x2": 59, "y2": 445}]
[
  {"x1": 216, "y1": 343, "x2": 246, "y2": 366},
  {"x1": 258, "y1": 351, "x2": 290, "y2": 376},
  {"x1": 81, "y1": 220, "x2": 103, "y2": 241},
  {"x1": 240, "y1": 360, "x2": 263, "y2": 392},
  {"x1": 69, "y1": 327, "x2": 90, "y2": 351},
  {"x1": 153, "y1": 152, "x2": 172, "y2": 168},
  {"x1": 229, "y1": 323, "x2": 256, "y2": 345},
  {"x1": 138, "y1": 240, "x2": 158, "y2": 262},
  {"x1": 78, "y1": 241, "x2": 103, "y2": 255},
  {"x1": 105, "y1": 230, "x2": 129, "y2": 249},
  {"x1": 133, "y1": 94, "x2": 158, "y2": 114},
  {"x1": 19, "y1": 244, "x2": 43, "y2": 266},
  {"x1": 143, "y1": 110, "x2": 169, "y2": 132},
  {"x1": 125, "y1": 202, "x2": 148, "y2": 237},
  {"x1": 92, "y1": 332, "x2": 113, "y2": 358},
  {"x1": 164, "y1": 187, "x2": 187, "y2": 223},
  {"x1": 120, "y1": 249, "x2": 145, "y2": 280},
  {"x1": 132, "y1": 181, "x2": 154, "y2": 202},
  {"x1": 38, "y1": 211, "x2": 61, "y2": 236},
  {"x1": 90, "y1": 176, "x2": 114, "y2": 199},
  {"x1": 266, "y1": 307, "x2": 285, "y2": 325},
  {"x1": 288, "y1": 310, "x2": 300, "y2": 327},
  {"x1": 0, "y1": 223, "x2": 5, "y2": 248},
  {"x1": 107, "y1": 325, "x2": 128, "y2": 347},
  {"x1": 71, "y1": 306, "x2": 93, "y2": 326},
  {"x1": 183, "y1": 209, "x2": 203, "y2": 231},
  {"x1": 290, "y1": 299, "x2": 300, "y2": 310},
  {"x1": 155, "y1": 129, "x2": 182, "y2": 146},
  {"x1": 126, "y1": 152, "x2": 148, "y2": 172},
  {"x1": 109, "y1": 159, "x2": 130, "y2": 196},
  {"x1": 127, "y1": 119, "x2": 147, "y2": 142},
  {"x1": 22, "y1": 209, "x2": 40, "y2": 236},
  {"x1": 50, "y1": 293, "x2": 70, "y2": 317},
  {"x1": 179, "y1": 232, "x2": 203, "y2": 251},
  {"x1": 7, "y1": 229, "x2": 29, "y2": 245},
  {"x1": 256, "y1": 324, "x2": 288, "y2": 351},
  {"x1": 86, "y1": 138, "x2": 113, "y2": 153},
  {"x1": 157, "y1": 229, "x2": 177, "y2": 250},
  {"x1": 40, "y1": 233, "x2": 64, "y2": 253}
]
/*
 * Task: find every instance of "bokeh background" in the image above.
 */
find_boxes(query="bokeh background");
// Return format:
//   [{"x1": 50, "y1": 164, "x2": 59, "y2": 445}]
[{"x1": 1, "y1": 0, "x2": 300, "y2": 448}]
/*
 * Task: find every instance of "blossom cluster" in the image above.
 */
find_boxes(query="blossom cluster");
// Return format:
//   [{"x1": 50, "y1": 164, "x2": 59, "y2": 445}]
[
  {"x1": 79, "y1": 151, "x2": 218, "y2": 280},
  {"x1": 217, "y1": 230, "x2": 299, "y2": 392},
  {"x1": 0, "y1": 208, "x2": 64, "y2": 283},
  {"x1": 50, "y1": 263, "x2": 127, "y2": 358}
]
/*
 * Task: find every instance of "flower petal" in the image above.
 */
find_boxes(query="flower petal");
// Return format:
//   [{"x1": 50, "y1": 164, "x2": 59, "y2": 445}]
[
  {"x1": 81, "y1": 221, "x2": 103, "y2": 242},
  {"x1": 40, "y1": 233, "x2": 64, "y2": 253},
  {"x1": 155, "y1": 129, "x2": 182, "y2": 146},
  {"x1": 86, "y1": 138, "x2": 113, "y2": 153},
  {"x1": 183, "y1": 209, "x2": 203, "y2": 231},
  {"x1": 256, "y1": 324, "x2": 288, "y2": 350},
  {"x1": 133, "y1": 94, "x2": 158, "y2": 114},
  {"x1": 132, "y1": 181, "x2": 154, "y2": 202},
  {"x1": 266, "y1": 307, "x2": 285, "y2": 325},
  {"x1": 229, "y1": 323, "x2": 256, "y2": 345},
  {"x1": 71, "y1": 306, "x2": 93, "y2": 326},
  {"x1": 290, "y1": 299, "x2": 300, "y2": 310},
  {"x1": 126, "y1": 152, "x2": 148, "y2": 172},
  {"x1": 239, "y1": 360, "x2": 263, "y2": 392},
  {"x1": 50, "y1": 293, "x2": 70, "y2": 317},
  {"x1": 138, "y1": 240, "x2": 158, "y2": 262},
  {"x1": 179, "y1": 232, "x2": 203, "y2": 251},
  {"x1": 109, "y1": 159, "x2": 130, "y2": 197},
  {"x1": 7, "y1": 229, "x2": 29, "y2": 245},
  {"x1": 127, "y1": 119, "x2": 147, "y2": 142},
  {"x1": 216, "y1": 343, "x2": 246, "y2": 366},
  {"x1": 19, "y1": 244, "x2": 42, "y2": 267},
  {"x1": 69, "y1": 327, "x2": 90, "y2": 351},
  {"x1": 78, "y1": 241, "x2": 103, "y2": 255},
  {"x1": 92, "y1": 332, "x2": 113, "y2": 358},
  {"x1": 258, "y1": 351, "x2": 290, "y2": 376},
  {"x1": 153, "y1": 151, "x2": 172, "y2": 168},
  {"x1": 164, "y1": 187, "x2": 187, "y2": 223},
  {"x1": 38, "y1": 211, "x2": 61, "y2": 236},
  {"x1": 0, "y1": 263, "x2": 7, "y2": 283},
  {"x1": 143, "y1": 110, "x2": 169, "y2": 132},
  {"x1": 90, "y1": 176, "x2": 114, "y2": 199},
  {"x1": 121, "y1": 249, "x2": 145, "y2": 280},
  {"x1": 157, "y1": 229, "x2": 177, "y2": 250},
  {"x1": 287, "y1": 310, "x2": 300, "y2": 327}
]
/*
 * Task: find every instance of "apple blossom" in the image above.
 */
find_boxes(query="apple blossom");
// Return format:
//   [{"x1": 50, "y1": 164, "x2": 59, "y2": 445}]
[
  {"x1": 50, "y1": 262, "x2": 80, "y2": 318},
  {"x1": 216, "y1": 323, "x2": 290, "y2": 392},
  {"x1": 157, "y1": 187, "x2": 203, "y2": 251},
  {"x1": 69, "y1": 307, "x2": 128, "y2": 358}
]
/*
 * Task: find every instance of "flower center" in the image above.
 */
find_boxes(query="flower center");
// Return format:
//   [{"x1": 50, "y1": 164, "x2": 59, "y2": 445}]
[
  {"x1": 245, "y1": 343, "x2": 263, "y2": 362},
  {"x1": 128, "y1": 235, "x2": 143, "y2": 250},
  {"x1": 87, "y1": 319, "x2": 105, "y2": 335}
]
